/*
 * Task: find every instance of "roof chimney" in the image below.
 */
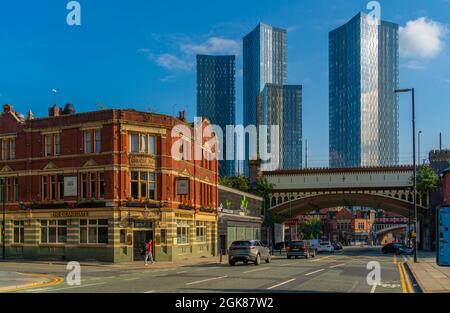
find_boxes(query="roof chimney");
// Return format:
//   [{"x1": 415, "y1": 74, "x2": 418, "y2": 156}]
[
  {"x1": 178, "y1": 110, "x2": 186, "y2": 121},
  {"x1": 3, "y1": 104, "x2": 13, "y2": 113},
  {"x1": 49, "y1": 104, "x2": 61, "y2": 117}
]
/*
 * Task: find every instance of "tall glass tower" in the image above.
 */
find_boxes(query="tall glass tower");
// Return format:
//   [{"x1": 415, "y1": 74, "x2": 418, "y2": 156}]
[
  {"x1": 196, "y1": 55, "x2": 236, "y2": 177},
  {"x1": 329, "y1": 13, "x2": 399, "y2": 168},
  {"x1": 243, "y1": 23, "x2": 287, "y2": 175},
  {"x1": 257, "y1": 84, "x2": 302, "y2": 170}
]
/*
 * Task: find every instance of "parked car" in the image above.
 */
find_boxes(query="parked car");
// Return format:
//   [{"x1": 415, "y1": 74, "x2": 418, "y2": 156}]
[
  {"x1": 228, "y1": 240, "x2": 271, "y2": 266},
  {"x1": 332, "y1": 241, "x2": 343, "y2": 250},
  {"x1": 317, "y1": 241, "x2": 335, "y2": 253},
  {"x1": 381, "y1": 243, "x2": 414, "y2": 255},
  {"x1": 287, "y1": 240, "x2": 316, "y2": 259}
]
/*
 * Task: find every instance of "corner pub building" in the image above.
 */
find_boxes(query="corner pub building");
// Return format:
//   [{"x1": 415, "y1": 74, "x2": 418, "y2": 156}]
[{"x1": 0, "y1": 104, "x2": 219, "y2": 262}]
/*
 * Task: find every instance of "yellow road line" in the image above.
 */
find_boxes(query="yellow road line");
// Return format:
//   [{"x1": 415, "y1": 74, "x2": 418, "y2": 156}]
[
  {"x1": 393, "y1": 254, "x2": 397, "y2": 265},
  {"x1": 0, "y1": 272, "x2": 64, "y2": 293},
  {"x1": 400, "y1": 262, "x2": 414, "y2": 293},
  {"x1": 397, "y1": 263, "x2": 407, "y2": 293}
]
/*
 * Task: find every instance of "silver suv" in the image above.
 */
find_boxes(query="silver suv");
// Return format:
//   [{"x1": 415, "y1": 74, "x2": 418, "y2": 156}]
[{"x1": 228, "y1": 240, "x2": 271, "y2": 266}]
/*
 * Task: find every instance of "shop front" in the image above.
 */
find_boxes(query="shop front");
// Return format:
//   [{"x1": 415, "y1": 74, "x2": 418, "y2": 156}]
[
  {"x1": 218, "y1": 185, "x2": 263, "y2": 253},
  {"x1": 1, "y1": 205, "x2": 217, "y2": 263}
]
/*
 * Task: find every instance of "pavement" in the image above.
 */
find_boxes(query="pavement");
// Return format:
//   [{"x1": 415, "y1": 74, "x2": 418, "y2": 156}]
[
  {"x1": 406, "y1": 251, "x2": 450, "y2": 293},
  {"x1": 0, "y1": 247, "x2": 417, "y2": 293},
  {"x1": 0, "y1": 271, "x2": 63, "y2": 293}
]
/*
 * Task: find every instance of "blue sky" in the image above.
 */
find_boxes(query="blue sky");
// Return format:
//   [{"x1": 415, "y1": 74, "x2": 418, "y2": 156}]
[{"x1": 0, "y1": 0, "x2": 449, "y2": 167}]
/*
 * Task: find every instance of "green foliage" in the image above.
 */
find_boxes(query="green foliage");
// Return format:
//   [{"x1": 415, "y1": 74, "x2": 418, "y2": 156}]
[
  {"x1": 416, "y1": 164, "x2": 439, "y2": 195},
  {"x1": 219, "y1": 176, "x2": 250, "y2": 192},
  {"x1": 255, "y1": 176, "x2": 273, "y2": 199},
  {"x1": 298, "y1": 217, "x2": 322, "y2": 239}
]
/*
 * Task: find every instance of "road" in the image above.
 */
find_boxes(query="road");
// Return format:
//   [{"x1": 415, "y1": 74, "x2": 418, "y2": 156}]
[{"x1": 0, "y1": 247, "x2": 416, "y2": 293}]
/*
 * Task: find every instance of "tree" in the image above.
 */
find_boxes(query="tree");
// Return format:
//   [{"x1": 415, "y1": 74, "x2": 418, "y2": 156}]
[
  {"x1": 298, "y1": 217, "x2": 323, "y2": 239},
  {"x1": 219, "y1": 176, "x2": 249, "y2": 192},
  {"x1": 416, "y1": 164, "x2": 439, "y2": 196}
]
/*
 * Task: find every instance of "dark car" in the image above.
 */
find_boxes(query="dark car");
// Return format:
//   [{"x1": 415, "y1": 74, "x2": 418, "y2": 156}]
[
  {"x1": 287, "y1": 240, "x2": 316, "y2": 259},
  {"x1": 382, "y1": 243, "x2": 413, "y2": 255},
  {"x1": 332, "y1": 241, "x2": 343, "y2": 250},
  {"x1": 228, "y1": 240, "x2": 271, "y2": 266}
]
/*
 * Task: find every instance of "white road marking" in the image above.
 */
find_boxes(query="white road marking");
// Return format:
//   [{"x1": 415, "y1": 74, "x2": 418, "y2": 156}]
[
  {"x1": 267, "y1": 278, "x2": 296, "y2": 290},
  {"x1": 279, "y1": 263, "x2": 293, "y2": 266},
  {"x1": 144, "y1": 290, "x2": 155, "y2": 293},
  {"x1": 242, "y1": 267, "x2": 267, "y2": 274},
  {"x1": 26, "y1": 288, "x2": 51, "y2": 293},
  {"x1": 124, "y1": 277, "x2": 140, "y2": 281},
  {"x1": 37, "y1": 282, "x2": 106, "y2": 292},
  {"x1": 329, "y1": 263, "x2": 346, "y2": 269},
  {"x1": 370, "y1": 283, "x2": 377, "y2": 293},
  {"x1": 305, "y1": 269, "x2": 325, "y2": 276},
  {"x1": 176, "y1": 271, "x2": 188, "y2": 274},
  {"x1": 186, "y1": 275, "x2": 227, "y2": 286},
  {"x1": 194, "y1": 266, "x2": 219, "y2": 271}
]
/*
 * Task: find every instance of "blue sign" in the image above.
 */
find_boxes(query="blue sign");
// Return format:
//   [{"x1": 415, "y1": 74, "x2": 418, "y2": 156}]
[{"x1": 437, "y1": 206, "x2": 450, "y2": 267}]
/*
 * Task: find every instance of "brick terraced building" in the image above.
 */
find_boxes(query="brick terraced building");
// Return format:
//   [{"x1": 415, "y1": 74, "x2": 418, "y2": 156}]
[{"x1": 0, "y1": 104, "x2": 219, "y2": 262}]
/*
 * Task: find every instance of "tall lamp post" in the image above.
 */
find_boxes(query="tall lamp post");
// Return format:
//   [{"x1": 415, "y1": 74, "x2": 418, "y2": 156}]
[
  {"x1": 395, "y1": 88, "x2": 418, "y2": 263},
  {"x1": 418, "y1": 131, "x2": 422, "y2": 166},
  {"x1": 1, "y1": 177, "x2": 6, "y2": 260}
]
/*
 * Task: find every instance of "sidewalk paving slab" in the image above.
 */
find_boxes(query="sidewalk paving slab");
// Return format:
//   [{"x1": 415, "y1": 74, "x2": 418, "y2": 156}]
[{"x1": 406, "y1": 252, "x2": 450, "y2": 293}]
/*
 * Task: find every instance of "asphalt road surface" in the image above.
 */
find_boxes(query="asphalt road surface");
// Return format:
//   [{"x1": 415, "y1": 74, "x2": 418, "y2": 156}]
[{"x1": 1, "y1": 247, "x2": 416, "y2": 293}]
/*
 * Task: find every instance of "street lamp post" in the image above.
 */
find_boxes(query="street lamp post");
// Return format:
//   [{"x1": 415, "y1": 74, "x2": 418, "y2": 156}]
[
  {"x1": 418, "y1": 131, "x2": 422, "y2": 166},
  {"x1": 1, "y1": 177, "x2": 6, "y2": 260},
  {"x1": 395, "y1": 88, "x2": 418, "y2": 263}
]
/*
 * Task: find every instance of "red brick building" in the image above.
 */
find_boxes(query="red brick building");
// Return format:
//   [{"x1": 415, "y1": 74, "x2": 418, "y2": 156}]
[
  {"x1": 0, "y1": 104, "x2": 219, "y2": 262},
  {"x1": 330, "y1": 208, "x2": 375, "y2": 245}
]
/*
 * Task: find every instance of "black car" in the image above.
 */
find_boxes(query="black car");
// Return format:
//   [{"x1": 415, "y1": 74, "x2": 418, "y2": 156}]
[
  {"x1": 332, "y1": 241, "x2": 343, "y2": 250},
  {"x1": 381, "y1": 243, "x2": 413, "y2": 255}
]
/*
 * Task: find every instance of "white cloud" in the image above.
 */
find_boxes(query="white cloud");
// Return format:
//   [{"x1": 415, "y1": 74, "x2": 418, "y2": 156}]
[
  {"x1": 180, "y1": 37, "x2": 241, "y2": 56},
  {"x1": 400, "y1": 17, "x2": 448, "y2": 59},
  {"x1": 401, "y1": 60, "x2": 426, "y2": 70},
  {"x1": 139, "y1": 36, "x2": 240, "y2": 75},
  {"x1": 156, "y1": 54, "x2": 193, "y2": 71}
]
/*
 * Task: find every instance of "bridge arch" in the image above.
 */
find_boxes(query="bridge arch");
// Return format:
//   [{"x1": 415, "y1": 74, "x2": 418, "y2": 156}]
[{"x1": 270, "y1": 192, "x2": 426, "y2": 220}]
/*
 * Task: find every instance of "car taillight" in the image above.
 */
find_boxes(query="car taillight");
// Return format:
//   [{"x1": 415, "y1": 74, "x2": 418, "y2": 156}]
[
  {"x1": 247, "y1": 246, "x2": 256, "y2": 250},
  {"x1": 301, "y1": 247, "x2": 305, "y2": 251},
  {"x1": 287, "y1": 247, "x2": 291, "y2": 252}
]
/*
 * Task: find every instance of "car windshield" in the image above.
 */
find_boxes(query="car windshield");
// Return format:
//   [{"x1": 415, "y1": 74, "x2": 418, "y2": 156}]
[
  {"x1": 232, "y1": 241, "x2": 253, "y2": 247},
  {"x1": 289, "y1": 242, "x2": 304, "y2": 248}
]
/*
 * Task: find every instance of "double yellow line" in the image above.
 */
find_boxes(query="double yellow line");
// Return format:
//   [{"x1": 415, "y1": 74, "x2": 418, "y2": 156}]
[
  {"x1": 394, "y1": 255, "x2": 414, "y2": 293},
  {"x1": 0, "y1": 272, "x2": 64, "y2": 293}
]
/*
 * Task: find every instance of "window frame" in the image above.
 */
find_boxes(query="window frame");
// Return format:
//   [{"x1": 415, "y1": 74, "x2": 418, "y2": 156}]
[
  {"x1": 40, "y1": 219, "x2": 68, "y2": 244},
  {"x1": 13, "y1": 220, "x2": 25, "y2": 244},
  {"x1": 79, "y1": 219, "x2": 109, "y2": 244}
]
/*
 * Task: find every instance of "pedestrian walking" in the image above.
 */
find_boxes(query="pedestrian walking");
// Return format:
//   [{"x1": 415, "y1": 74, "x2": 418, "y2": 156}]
[{"x1": 144, "y1": 239, "x2": 154, "y2": 265}]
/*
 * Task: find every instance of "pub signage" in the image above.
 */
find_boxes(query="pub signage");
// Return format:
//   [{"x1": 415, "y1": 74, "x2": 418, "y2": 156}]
[{"x1": 52, "y1": 211, "x2": 88, "y2": 218}]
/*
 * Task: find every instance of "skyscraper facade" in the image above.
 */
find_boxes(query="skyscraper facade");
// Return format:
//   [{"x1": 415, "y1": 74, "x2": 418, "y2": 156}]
[
  {"x1": 257, "y1": 84, "x2": 302, "y2": 170},
  {"x1": 196, "y1": 55, "x2": 236, "y2": 177},
  {"x1": 329, "y1": 13, "x2": 399, "y2": 168},
  {"x1": 243, "y1": 23, "x2": 287, "y2": 175}
]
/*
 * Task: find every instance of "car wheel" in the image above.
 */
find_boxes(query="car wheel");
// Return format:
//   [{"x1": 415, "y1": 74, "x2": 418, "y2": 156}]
[
  {"x1": 287, "y1": 255, "x2": 292, "y2": 259},
  {"x1": 229, "y1": 260, "x2": 235, "y2": 266},
  {"x1": 265, "y1": 255, "x2": 271, "y2": 263},
  {"x1": 254, "y1": 254, "x2": 261, "y2": 266},
  {"x1": 305, "y1": 253, "x2": 309, "y2": 259}
]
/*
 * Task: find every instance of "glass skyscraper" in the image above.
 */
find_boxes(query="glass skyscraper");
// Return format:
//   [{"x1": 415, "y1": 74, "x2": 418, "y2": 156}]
[
  {"x1": 196, "y1": 54, "x2": 236, "y2": 177},
  {"x1": 243, "y1": 23, "x2": 287, "y2": 175},
  {"x1": 257, "y1": 84, "x2": 302, "y2": 170},
  {"x1": 329, "y1": 12, "x2": 399, "y2": 168}
]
